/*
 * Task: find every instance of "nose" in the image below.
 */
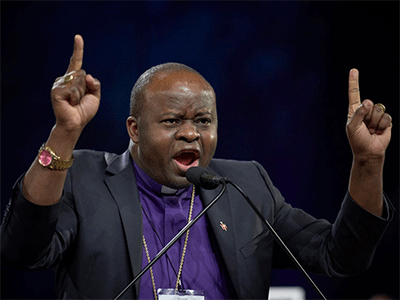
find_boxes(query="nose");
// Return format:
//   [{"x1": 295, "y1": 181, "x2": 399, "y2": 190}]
[{"x1": 176, "y1": 121, "x2": 200, "y2": 142}]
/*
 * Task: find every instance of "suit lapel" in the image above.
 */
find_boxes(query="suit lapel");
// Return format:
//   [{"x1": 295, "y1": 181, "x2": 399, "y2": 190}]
[
  {"x1": 200, "y1": 167, "x2": 240, "y2": 296},
  {"x1": 103, "y1": 150, "x2": 143, "y2": 299}
]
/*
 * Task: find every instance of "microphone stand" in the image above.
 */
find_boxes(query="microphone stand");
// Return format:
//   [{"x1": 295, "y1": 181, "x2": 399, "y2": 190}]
[
  {"x1": 113, "y1": 182, "x2": 227, "y2": 300},
  {"x1": 226, "y1": 179, "x2": 327, "y2": 300}
]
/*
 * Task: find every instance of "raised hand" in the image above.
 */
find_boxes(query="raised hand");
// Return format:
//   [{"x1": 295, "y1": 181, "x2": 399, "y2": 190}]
[
  {"x1": 22, "y1": 35, "x2": 102, "y2": 205},
  {"x1": 346, "y1": 69, "x2": 392, "y2": 160},
  {"x1": 50, "y1": 35, "x2": 101, "y2": 133}
]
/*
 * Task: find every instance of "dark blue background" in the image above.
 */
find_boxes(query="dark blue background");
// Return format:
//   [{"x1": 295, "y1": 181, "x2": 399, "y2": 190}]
[{"x1": 1, "y1": 1, "x2": 398, "y2": 299}]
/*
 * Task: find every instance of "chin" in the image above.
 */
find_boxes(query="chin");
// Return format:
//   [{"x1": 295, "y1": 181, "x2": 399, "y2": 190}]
[{"x1": 165, "y1": 177, "x2": 192, "y2": 190}]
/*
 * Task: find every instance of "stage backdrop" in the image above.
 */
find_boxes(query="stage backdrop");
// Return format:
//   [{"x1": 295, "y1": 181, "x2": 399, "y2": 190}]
[{"x1": 2, "y1": 2, "x2": 398, "y2": 299}]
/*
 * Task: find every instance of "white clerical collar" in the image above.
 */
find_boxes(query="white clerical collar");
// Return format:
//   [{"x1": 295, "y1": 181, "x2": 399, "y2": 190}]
[{"x1": 160, "y1": 185, "x2": 178, "y2": 195}]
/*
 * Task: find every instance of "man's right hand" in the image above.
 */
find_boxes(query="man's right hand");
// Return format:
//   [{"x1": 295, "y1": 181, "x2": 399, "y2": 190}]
[
  {"x1": 21, "y1": 35, "x2": 101, "y2": 205},
  {"x1": 50, "y1": 35, "x2": 101, "y2": 134}
]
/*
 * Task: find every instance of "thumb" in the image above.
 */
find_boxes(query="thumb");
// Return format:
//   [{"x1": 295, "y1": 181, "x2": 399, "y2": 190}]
[
  {"x1": 347, "y1": 100, "x2": 372, "y2": 131},
  {"x1": 86, "y1": 74, "x2": 101, "y2": 99}
]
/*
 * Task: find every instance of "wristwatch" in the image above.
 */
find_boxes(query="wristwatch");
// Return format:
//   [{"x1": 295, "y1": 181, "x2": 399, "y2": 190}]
[{"x1": 38, "y1": 144, "x2": 74, "y2": 171}]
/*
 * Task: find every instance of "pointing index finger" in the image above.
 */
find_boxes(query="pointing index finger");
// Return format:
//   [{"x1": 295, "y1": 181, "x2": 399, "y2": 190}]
[
  {"x1": 348, "y1": 68, "x2": 361, "y2": 116},
  {"x1": 66, "y1": 34, "x2": 84, "y2": 74}
]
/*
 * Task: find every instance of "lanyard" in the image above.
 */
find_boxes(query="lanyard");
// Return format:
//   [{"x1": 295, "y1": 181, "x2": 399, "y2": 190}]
[{"x1": 142, "y1": 185, "x2": 196, "y2": 300}]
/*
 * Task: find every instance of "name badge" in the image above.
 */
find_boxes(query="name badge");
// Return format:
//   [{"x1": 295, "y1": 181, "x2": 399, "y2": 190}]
[{"x1": 157, "y1": 288, "x2": 205, "y2": 300}]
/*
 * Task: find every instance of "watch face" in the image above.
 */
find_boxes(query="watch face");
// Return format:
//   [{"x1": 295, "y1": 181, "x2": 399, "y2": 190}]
[{"x1": 39, "y1": 149, "x2": 52, "y2": 166}]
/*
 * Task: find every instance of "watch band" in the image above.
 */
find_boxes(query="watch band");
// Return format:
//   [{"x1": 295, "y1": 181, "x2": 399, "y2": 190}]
[{"x1": 38, "y1": 144, "x2": 74, "y2": 171}]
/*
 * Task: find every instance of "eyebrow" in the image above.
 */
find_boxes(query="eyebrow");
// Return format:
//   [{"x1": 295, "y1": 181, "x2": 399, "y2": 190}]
[
  {"x1": 160, "y1": 110, "x2": 212, "y2": 118},
  {"x1": 194, "y1": 111, "x2": 212, "y2": 117}
]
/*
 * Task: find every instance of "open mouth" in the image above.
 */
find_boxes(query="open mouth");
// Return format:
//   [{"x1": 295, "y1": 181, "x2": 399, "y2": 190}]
[{"x1": 173, "y1": 150, "x2": 200, "y2": 172}]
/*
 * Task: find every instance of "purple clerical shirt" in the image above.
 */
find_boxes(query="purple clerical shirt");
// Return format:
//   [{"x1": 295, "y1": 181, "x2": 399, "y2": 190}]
[{"x1": 133, "y1": 161, "x2": 230, "y2": 300}]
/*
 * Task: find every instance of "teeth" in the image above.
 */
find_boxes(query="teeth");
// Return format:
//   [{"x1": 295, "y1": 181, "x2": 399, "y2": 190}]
[{"x1": 176, "y1": 150, "x2": 199, "y2": 158}]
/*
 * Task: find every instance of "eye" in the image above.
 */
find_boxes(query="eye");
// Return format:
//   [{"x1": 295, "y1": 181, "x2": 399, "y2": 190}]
[
  {"x1": 196, "y1": 118, "x2": 211, "y2": 125},
  {"x1": 163, "y1": 118, "x2": 180, "y2": 125}
]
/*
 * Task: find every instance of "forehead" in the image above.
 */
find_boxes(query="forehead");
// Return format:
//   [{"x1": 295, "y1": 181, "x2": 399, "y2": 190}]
[
  {"x1": 144, "y1": 70, "x2": 216, "y2": 110},
  {"x1": 147, "y1": 69, "x2": 211, "y2": 91}
]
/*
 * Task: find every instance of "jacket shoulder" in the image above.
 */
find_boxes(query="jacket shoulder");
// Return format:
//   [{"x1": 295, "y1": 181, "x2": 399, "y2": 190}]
[
  {"x1": 208, "y1": 158, "x2": 279, "y2": 203},
  {"x1": 70, "y1": 149, "x2": 116, "y2": 171},
  {"x1": 72, "y1": 149, "x2": 114, "y2": 160},
  {"x1": 208, "y1": 158, "x2": 266, "y2": 179}
]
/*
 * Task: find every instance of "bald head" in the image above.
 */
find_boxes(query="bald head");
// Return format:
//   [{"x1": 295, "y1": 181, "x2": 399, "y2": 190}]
[{"x1": 130, "y1": 62, "x2": 214, "y2": 117}]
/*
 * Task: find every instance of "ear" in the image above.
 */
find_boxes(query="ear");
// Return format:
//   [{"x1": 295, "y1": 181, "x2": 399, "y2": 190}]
[{"x1": 127, "y1": 116, "x2": 139, "y2": 143}]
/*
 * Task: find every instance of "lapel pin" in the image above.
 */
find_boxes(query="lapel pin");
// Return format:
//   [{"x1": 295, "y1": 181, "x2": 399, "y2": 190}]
[{"x1": 219, "y1": 221, "x2": 228, "y2": 231}]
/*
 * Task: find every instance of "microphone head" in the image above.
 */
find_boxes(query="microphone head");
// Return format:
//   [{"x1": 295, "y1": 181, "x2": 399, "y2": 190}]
[
  {"x1": 186, "y1": 167, "x2": 207, "y2": 187},
  {"x1": 186, "y1": 167, "x2": 222, "y2": 190}
]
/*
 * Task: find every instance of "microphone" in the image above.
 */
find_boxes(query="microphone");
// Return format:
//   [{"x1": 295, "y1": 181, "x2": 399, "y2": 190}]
[{"x1": 186, "y1": 167, "x2": 225, "y2": 189}]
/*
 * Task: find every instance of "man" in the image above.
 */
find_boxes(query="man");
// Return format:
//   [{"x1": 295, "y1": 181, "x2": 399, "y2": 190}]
[{"x1": 1, "y1": 35, "x2": 394, "y2": 299}]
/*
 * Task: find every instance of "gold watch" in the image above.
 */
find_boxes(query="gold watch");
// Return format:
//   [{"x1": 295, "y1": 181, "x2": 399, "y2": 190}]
[{"x1": 38, "y1": 144, "x2": 74, "y2": 171}]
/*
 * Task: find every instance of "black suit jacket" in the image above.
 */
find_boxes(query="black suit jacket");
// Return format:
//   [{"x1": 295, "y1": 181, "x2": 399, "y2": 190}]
[{"x1": 1, "y1": 149, "x2": 393, "y2": 299}]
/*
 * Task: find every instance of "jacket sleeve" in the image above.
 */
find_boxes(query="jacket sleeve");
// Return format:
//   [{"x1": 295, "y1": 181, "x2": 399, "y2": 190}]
[
  {"x1": 251, "y1": 161, "x2": 394, "y2": 277},
  {"x1": 1, "y1": 172, "x2": 77, "y2": 270}
]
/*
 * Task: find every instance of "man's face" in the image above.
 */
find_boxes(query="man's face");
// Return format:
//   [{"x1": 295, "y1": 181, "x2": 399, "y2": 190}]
[{"x1": 127, "y1": 70, "x2": 218, "y2": 189}]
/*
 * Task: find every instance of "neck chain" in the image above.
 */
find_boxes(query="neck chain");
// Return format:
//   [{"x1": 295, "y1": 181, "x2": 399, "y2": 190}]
[{"x1": 142, "y1": 185, "x2": 195, "y2": 300}]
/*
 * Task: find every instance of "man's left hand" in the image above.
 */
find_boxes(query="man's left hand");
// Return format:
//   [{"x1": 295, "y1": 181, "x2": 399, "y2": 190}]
[{"x1": 346, "y1": 68, "x2": 392, "y2": 160}]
